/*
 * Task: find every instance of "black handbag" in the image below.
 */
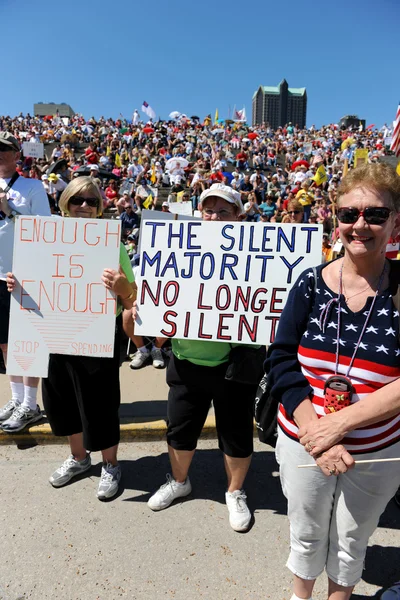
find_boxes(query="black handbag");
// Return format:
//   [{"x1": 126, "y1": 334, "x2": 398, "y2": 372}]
[
  {"x1": 254, "y1": 373, "x2": 278, "y2": 447},
  {"x1": 225, "y1": 345, "x2": 266, "y2": 386}
]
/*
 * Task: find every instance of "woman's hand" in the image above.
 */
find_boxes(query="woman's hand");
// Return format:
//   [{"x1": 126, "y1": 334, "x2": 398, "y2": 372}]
[
  {"x1": 6, "y1": 272, "x2": 16, "y2": 293},
  {"x1": 298, "y1": 412, "x2": 347, "y2": 457},
  {"x1": 102, "y1": 268, "x2": 131, "y2": 298},
  {"x1": 314, "y1": 444, "x2": 355, "y2": 477}
]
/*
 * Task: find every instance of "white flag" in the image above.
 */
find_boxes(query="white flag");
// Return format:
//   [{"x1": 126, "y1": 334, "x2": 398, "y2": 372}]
[{"x1": 141, "y1": 101, "x2": 156, "y2": 120}]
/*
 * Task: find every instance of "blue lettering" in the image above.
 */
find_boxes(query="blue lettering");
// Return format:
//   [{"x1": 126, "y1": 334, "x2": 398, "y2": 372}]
[
  {"x1": 200, "y1": 253, "x2": 215, "y2": 280},
  {"x1": 181, "y1": 252, "x2": 201, "y2": 278},
  {"x1": 160, "y1": 252, "x2": 179, "y2": 278},
  {"x1": 141, "y1": 251, "x2": 161, "y2": 277},
  {"x1": 301, "y1": 226, "x2": 319, "y2": 253},
  {"x1": 280, "y1": 256, "x2": 304, "y2": 284},
  {"x1": 220, "y1": 225, "x2": 235, "y2": 251},
  {"x1": 277, "y1": 226, "x2": 296, "y2": 252},
  {"x1": 187, "y1": 222, "x2": 202, "y2": 250},
  {"x1": 220, "y1": 254, "x2": 238, "y2": 280}
]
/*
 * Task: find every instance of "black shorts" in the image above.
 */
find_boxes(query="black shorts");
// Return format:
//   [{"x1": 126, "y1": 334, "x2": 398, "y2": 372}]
[
  {"x1": 0, "y1": 280, "x2": 11, "y2": 345},
  {"x1": 42, "y1": 319, "x2": 121, "y2": 452},
  {"x1": 166, "y1": 353, "x2": 256, "y2": 458}
]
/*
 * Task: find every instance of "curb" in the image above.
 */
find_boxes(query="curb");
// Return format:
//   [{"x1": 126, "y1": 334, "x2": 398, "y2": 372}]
[{"x1": 0, "y1": 415, "x2": 223, "y2": 446}]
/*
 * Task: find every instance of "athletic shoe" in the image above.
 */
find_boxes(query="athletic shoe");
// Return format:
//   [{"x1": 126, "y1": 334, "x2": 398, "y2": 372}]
[
  {"x1": 1, "y1": 404, "x2": 42, "y2": 432},
  {"x1": 97, "y1": 463, "x2": 122, "y2": 500},
  {"x1": 0, "y1": 399, "x2": 20, "y2": 423},
  {"x1": 225, "y1": 490, "x2": 251, "y2": 532},
  {"x1": 148, "y1": 474, "x2": 191, "y2": 511},
  {"x1": 129, "y1": 350, "x2": 150, "y2": 369},
  {"x1": 151, "y1": 347, "x2": 164, "y2": 368},
  {"x1": 394, "y1": 487, "x2": 400, "y2": 508},
  {"x1": 49, "y1": 454, "x2": 92, "y2": 488}
]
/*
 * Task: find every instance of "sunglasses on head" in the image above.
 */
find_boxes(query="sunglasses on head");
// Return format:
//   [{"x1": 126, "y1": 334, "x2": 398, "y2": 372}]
[
  {"x1": 337, "y1": 206, "x2": 392, "y2": 225},
  {"x1": 69, "y1": 196, "x2": 99, "y2": 208}
]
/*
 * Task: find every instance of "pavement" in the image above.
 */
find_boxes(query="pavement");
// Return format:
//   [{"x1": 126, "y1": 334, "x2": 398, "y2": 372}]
[
  {"x1": 1, "y1": 440, "x2": 400, "y2": 600},
  {"x1": 0, "y1": 355, "x2": 182, "y2": 446}
]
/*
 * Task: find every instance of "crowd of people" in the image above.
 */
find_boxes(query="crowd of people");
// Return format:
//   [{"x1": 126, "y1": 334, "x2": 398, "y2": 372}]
[{"x1": 0, "y1": 111, "x2": 400, "y2": 600}]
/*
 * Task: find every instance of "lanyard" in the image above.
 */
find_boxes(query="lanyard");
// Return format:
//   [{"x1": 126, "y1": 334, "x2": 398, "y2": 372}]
[{"x1": 320, "y1": 261, "x2": 386, "y2": 377}]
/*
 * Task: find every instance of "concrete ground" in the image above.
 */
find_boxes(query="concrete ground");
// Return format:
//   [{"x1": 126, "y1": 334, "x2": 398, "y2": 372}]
[{"x1": 1, "y1": 441, "x2": 399, "y2": 600}]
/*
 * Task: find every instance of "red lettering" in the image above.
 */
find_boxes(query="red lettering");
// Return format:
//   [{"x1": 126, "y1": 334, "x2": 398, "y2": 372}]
[
  {"x1": 198, "y1": 313, "x2": 212, "y2": 339},
  {"x1": 270, "y1": 287, "x2": 286, "y2": 314},
  {"x1": 20, "y1": 218, "x2": 33, "y2": 242},
  {"x1": 183, "y1": 311, "x2": 190, "y2": 337},
  {"x1": 43, "y1": 220, "x2": 57, "y2": 243},
  {"x1": 251, "y1": 288, "x2": 268, "y2": 313},
  {"x1": 160, "y1": 311, "x2": 177, "y2": 337},
  {"x1": 38, "y1": 281, "x2": 55, "y2": 310},
  {"x1": 20, "y1": 280, "x2": 36, "y2": 311},
  {"x1": 61, "y1": 220, "x2": 77, "y2": 244},
  {"x1": 238, "y1": 315, "x2": 259, "y2": 342},
  {"x1": 57, "y1": 283, "x2": 71, "y2": 312},
  {"x1": 234, "y1": 286, "x2": 251, "y2": 312},
  {"x1": 265, "y1": 316, "x2": 280, "y2": 343},
  {"x1": 217, "y1": 313, "x2": 233, "y2": 341},
  {"x1": 140, "y1": 280, "x2": 161, "y2": 306},
  {"x1": 197, "y1": 283, "x2": 212, "y2": 310},
  {"x1": 84, "y1": 222, "x2": 100, "y2": 246},
  {"x1": 105, "y1": 221, "x2": 121, "y2": 247},
  {"x1": 163, "y1": 281, "x2": 180, "y2": 307},
  {"x1": 52, "y1": 254, "x2": 65, "y2": 278},
  {"x1": 73, "y1": 283, "x2": 88, "y2": 313},
  {"x1": 69, "y1": 255, "x2": 84, "y2": 278},
  {"x1": 215, "y1": 285, "x2": 231, "y2": 311}
]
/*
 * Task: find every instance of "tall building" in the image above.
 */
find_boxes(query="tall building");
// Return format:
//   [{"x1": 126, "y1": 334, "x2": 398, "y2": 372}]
[
  {"x1": 252, "y1": 79, "x2": 307, "y2": 129},
  {"x1": 34, "y1": 102, "x2": 75, "y2": 118}
]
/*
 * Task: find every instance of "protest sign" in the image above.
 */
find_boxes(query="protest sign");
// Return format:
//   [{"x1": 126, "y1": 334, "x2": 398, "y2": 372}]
[
  {"x1": 135, "y1": 219, "x2": 323, "y2": 345},
  {"x1": 354, "y1": 148, "x2": 369, "y2": 168},
  {"x1": 22, "y1": 142, "x2": 44, "y2": 159},
  {"x1": 168, "y1": 201, "x2": 193, "y2": 216},
  {"x1": 7, "y1": 216, "x2": 121, "y2": 377}
]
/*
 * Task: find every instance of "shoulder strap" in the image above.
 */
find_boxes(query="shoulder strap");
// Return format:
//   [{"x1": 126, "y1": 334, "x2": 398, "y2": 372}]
[
  {"x1": 4, "y1": 171, "x2": 19, "y2": 194},
  {"x1": 388, "y1": 260, "x2": 400, "y2": 344}
]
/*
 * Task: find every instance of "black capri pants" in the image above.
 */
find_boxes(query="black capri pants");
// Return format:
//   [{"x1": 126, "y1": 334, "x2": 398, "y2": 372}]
[
  {"x1": 166, "y1": 353, "x2": 256, "y2": 458},
  {"x1": 42, "y1": 319, "x2": 121, "y2": 452},
  {"x1": 0, "y1": 280, "x2": 11, "y2": 345}
]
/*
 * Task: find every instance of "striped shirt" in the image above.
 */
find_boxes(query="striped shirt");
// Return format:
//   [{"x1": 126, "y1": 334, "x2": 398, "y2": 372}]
[{"x1": 267, "y1": 262, "x2": 400, "y2": 454}]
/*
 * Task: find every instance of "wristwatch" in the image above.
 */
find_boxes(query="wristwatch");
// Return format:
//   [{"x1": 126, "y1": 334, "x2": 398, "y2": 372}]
[{"x1": 7, "y1": 210, "x2": 18, "y2": 220}]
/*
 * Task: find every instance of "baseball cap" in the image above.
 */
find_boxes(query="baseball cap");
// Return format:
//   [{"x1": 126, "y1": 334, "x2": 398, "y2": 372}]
[
  {"x1": 89, "y1": 164, "x2": 99, "y2": 171},
  {"x1": 0, "y1": 132, "x2": 20, "y2": 151},
  {"x1": 199, "y1": 183, "x2": 244, "y2": 213},
  {"x1": 41, "y1": 174, "x2": 48, "y2": 181},
  {"x1": 162, "y1": 201, "x2": 169, "y2": 207}
]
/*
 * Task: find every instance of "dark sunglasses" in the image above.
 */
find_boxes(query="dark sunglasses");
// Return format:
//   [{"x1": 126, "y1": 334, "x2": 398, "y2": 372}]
[
  {"x1": 0, "y1": 144, "x2": 15, "y2": 152},
  {"x1": 69, "y1": 196, "x2": 99, "y2": 208},
  {"x1": 289, "y1": 210, "x2": 301, "y2": 215},
  {"x1": 337, "y1": 206, "x2": 392, "y2": 225}
]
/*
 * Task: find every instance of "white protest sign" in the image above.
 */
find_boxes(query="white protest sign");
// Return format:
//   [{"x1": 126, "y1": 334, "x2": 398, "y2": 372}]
[
  {"x1": 7, "y1": 216, "x2": 121, "y2": 377},
  {"x1": 168, "y1": 201, "x2": 193, "y2": 216},
  {"x1": 135, "y1": 220, "x2": 323, "y2": 345},
  {"x1": 22, "y1": 142, "x2": 44, "y2": 159}
]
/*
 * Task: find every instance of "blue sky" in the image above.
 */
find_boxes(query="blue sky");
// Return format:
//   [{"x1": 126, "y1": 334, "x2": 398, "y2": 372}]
[{"x1": 2, "y1": 0, "x2": 399, "y2": 127}]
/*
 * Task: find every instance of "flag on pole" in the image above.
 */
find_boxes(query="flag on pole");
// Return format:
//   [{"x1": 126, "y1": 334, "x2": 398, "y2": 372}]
[
  {"x1": 214, "y1": 108, "x2": 219, "y2": 124},
  {"x1": 312, "y1": 164, "x2": 328, "y2": 186},
  {"x1": 390, "y1": 102, "x2": 400, "y2": 157},
  {"x1": 235, "y1": 107, "x2": 247, "y2": 122},
  {"x1": 141, "y1": 101, "x2": 156, "y2": 120},
  {"x1": 143, "y1": 194, "x2": 153, "y2": 209},
  {"x1": 150, "y1": 164, "x2": 156, "y2": 184}
]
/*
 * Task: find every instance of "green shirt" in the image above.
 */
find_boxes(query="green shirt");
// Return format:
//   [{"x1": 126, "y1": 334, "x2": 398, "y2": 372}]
[{"x1": 172, "y1": 339, "x2": 261, "y2": 368}]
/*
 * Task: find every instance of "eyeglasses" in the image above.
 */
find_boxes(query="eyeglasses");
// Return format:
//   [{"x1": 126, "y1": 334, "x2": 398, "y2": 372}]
[
  {"x1": 337, "y1": 206, "x2": 392, "y2": 225},
  {"x1": 203, "y1": 208, "x2": 234, "y2": 219},
  {"x1": 0, "y1": 144, "x2": 15, "y2": 152},
  {"x1": 69, "y1": 196, "x2": 99, "y2": 208},
  {"x1": 289, "y1": 210, "x2": 301, "y2": 215}
]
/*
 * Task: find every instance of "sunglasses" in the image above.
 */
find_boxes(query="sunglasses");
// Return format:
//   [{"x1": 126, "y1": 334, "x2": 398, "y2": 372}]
[
  {"x1": 289, "y1": 210, "x2": 301, "y2": 215},
  {"x1": 337, "y1": 206, "x2": 392, "y2": 225},
  {"x1": 69, "y1": 196, "x2": 99, "y2": 208}
]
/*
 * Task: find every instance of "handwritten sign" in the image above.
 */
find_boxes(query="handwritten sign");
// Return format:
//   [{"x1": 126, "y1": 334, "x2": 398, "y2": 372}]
[
  {"x1": 22, "y1": 142, "x2": 44, "y2": 159},
  {"x1": 7, "y1": 216, "x2": 121, "y2": 377},
  {"x1": 135, "y1": 219, "x2": 323, "y2": 345}
]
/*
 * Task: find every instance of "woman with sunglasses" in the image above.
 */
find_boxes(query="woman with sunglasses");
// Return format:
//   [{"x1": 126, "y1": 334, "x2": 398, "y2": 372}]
[
  {"x1": 266, "y1": 163, "x2": 400, "y2": 600},
  {"x1": 10, "y1": 177, "x2": 135, "y2": 500}
]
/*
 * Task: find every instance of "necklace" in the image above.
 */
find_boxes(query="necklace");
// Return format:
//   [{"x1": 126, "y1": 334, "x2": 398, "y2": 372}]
[{"x1": 342, "y1": 271, "x2": 381, "y2": 302}]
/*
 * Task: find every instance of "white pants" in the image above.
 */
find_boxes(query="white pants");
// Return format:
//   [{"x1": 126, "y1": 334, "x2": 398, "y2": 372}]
[{"x1": 275, "y1": 431, "x2": 400, "y2": 587}]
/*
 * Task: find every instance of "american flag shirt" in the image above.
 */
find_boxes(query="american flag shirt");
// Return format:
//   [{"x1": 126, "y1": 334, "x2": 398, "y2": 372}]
[{"x1": 266, "y1": 261, "x2": 400, "y2": 454}]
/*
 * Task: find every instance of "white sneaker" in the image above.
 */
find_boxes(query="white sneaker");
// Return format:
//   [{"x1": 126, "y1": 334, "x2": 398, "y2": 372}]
[
  {"x1": 129, "y1": 350, "x2": 150, "y2": 369},
  {"x1": 148, "y1": 474, "x2": 191, "y2": 511},
  {"x1": 225, "y1": 490, "x2": 251, "y2": 532},
  {"x1": 97, "y1": 463, "x2": 122, "y2": 500},
  {"x1": 151, "y1": 347, "x2": 164, "y2": 368}
]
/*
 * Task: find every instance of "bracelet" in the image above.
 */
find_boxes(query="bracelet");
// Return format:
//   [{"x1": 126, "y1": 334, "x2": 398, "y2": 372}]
[{"x1": 122, "y1": 290, "x2": 136, "y2": 302}]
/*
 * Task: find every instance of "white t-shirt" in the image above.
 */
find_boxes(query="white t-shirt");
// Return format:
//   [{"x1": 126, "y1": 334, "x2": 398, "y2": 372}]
[{"x1": 0, "y1": 176, "x2": 51, "y2": 279}]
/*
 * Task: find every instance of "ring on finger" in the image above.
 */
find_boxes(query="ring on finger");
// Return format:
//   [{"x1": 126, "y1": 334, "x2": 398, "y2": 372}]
[{"x1": 306, "y1": 441, "x2": 315, "y2": 452}]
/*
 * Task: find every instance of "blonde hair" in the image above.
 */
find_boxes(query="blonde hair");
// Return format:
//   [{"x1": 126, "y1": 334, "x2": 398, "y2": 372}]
[
  {"x1": 337, "y1": 163, "x2": 400, "y2": 211},
  {"x1": 287, "y1": 199, "x2": 304, "y2": 213},
  {"x1": 59, "y1": 176, "x2": 103, "y2": 216}
]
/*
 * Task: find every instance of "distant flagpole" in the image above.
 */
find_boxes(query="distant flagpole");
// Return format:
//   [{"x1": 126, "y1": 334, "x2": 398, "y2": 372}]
[{"x1": 390, "y1": 102, "x2": 400, "y2": 157}]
